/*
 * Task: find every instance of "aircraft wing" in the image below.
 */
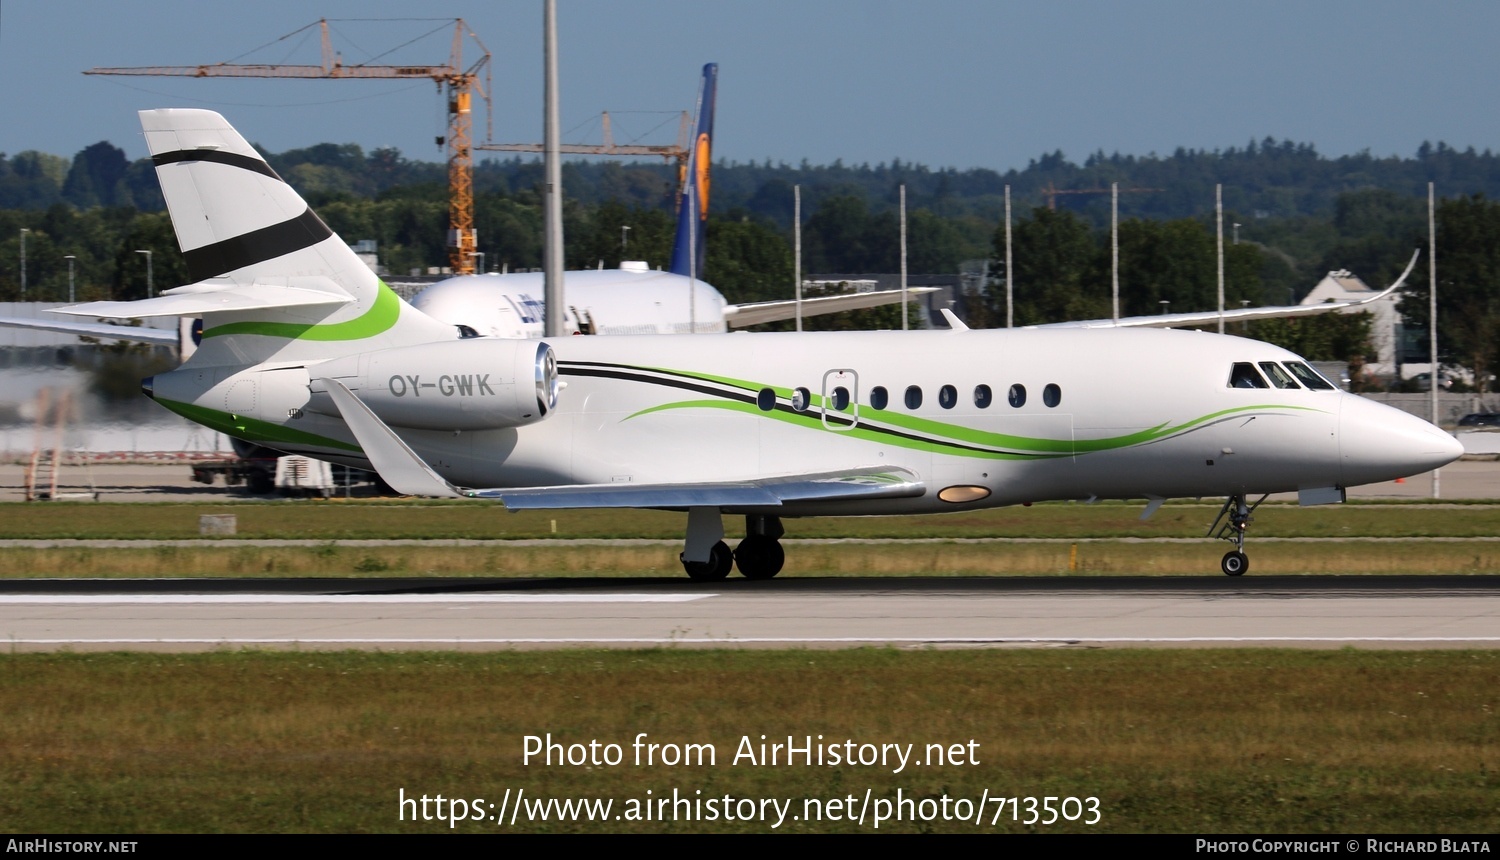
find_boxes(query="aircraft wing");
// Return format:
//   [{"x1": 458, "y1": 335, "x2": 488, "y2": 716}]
[
  {"x1": 1034, "y1": 249, "x2": 1419, "y2": 330},
  {"x1": 724, "y1": 287, "x2": 939, "y2": 328},
  {"x1": 319, "y1": 375, "x2": 924, "y2": 507},
  {"x1": 473, "y1": 468, "x2": 924, "y2": 509},
  {"x1": 0, "y1": 315, "x2": 180, "y2": 346}
]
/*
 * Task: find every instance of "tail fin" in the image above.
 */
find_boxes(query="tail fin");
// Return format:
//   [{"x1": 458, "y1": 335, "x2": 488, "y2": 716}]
[
  {"x1": 668, "y1": 63, "x2": 717, "y2": 279},
  {"x1": 67, "y1": 109, "x2": 453, "y2": 366}
]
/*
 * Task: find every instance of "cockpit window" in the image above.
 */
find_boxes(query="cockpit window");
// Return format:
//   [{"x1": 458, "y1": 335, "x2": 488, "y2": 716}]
[
  {"x1": 1258, "y1": 361, "x2": 1301, "y2": 389},
  {"x1": 1229, "y1": 362, "x2": 1269, "y2": 389},
  {"x1": 1283, "y1": 361, "x2": 1336, "y2": 390}
]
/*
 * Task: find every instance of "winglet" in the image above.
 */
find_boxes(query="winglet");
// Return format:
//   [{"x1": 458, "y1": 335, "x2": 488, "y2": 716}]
[
  {"x1": 940, "y1": 308, "x2": 970, "y2": 331},
  {"x1": 317, "y1": 377, "x2": 463, "y2": 498}
]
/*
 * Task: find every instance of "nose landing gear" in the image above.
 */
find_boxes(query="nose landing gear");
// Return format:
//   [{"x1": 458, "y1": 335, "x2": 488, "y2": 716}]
[{"x1": 1208, "y1": 494, "x2": 1266, "y2": 576}]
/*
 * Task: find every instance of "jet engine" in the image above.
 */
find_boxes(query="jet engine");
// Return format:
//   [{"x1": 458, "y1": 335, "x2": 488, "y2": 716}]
[{"x1": 307, "y1": 339, "x2": 559, "y2": 431}]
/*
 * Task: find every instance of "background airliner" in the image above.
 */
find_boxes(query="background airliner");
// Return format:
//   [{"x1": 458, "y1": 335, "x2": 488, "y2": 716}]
[{"x1": 60, "y1": 109, "x2": 1463, "y2": 580}]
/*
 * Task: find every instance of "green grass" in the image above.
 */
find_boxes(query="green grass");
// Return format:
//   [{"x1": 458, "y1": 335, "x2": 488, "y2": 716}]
[
  {"x1": 4, "y1": 539, "x2": 1500, "y2": 577},
  {"x1": 4, "y1": 499, "x2": 1500, "y2": 540},
  {"x1": 2, "y1": 650, "x2": 1495, "y2": 833}
]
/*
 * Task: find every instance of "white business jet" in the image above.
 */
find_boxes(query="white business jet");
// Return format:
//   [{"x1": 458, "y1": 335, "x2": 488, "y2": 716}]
[{"x1": 60, "y1": 109, "x2": 1462, "y2": 580}]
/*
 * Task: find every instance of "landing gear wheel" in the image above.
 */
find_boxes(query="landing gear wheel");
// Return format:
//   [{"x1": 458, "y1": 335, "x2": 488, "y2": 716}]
[
  {"x1": 682, "y1": 541, "x2": 734, "y2": 581},
  {"x1": 734, "y1": 536, "x2": 785, "y2": 580},
  {"x1": 1221, "y1": 551, "x2": 1248, "y2": 577}
]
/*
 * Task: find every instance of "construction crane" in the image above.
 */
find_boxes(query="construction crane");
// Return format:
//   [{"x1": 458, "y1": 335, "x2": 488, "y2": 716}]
[
  {"x1": 480, "y1": 110, "x2": 692, "y2": 167},
  {"x1": 1041, "y1": 182, "x2": 1162, "y2": 211},
  {"x1": 84, "y1": 18, "x2": 491, "y2": 274}
]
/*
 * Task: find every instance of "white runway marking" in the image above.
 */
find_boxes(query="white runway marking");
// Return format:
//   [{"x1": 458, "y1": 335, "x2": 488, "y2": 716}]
[{"x1": 0, "y1": 593, "x2": 714, "y2": 605}]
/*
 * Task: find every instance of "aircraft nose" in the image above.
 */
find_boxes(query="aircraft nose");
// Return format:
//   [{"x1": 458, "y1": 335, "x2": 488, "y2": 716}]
[{"x1": 1339, "y1": 394, "x2": 1463, "y2": 486}]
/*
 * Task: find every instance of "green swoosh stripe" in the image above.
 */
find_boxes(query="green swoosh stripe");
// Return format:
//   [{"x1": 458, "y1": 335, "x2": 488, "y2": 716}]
[
  {"x1": 629, "y1": 399, "x2": 1068, "y2": 460},
  {"x1": 201, "y1": 281, "x2": 401, "y2": 342},
  {"x1": 608, "y1": 363, "x2": 1328, "y2": 457},
  {"x1": 629, "y1": 396, "x2": 1325, "y2": 460},
  {"x1": 155, "y1": 397, "x2": 362, "y2": 453}
]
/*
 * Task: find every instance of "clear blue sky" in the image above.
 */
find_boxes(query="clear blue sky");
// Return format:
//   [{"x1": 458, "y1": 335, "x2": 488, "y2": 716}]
[{"x1": 2, "y1": 0, "x2": 1498, "y2": 171}]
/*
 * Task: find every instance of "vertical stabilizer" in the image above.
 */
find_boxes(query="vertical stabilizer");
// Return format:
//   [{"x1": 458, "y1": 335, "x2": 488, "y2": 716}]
[
  {"x1": 668, "y1": 63, "x2": 717, "y2": 279},
  {"x1": 138, "y1": 109, "x2": 454, "y2": 365}
]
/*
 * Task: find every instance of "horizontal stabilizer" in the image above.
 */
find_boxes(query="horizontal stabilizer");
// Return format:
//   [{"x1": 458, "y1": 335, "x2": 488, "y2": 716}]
[
  {"x1": 55, "y1": 278, "x2": 353, "y2": 320},
  {"x1": 725, "y1": 287, "x2": 939, "y2": 328},
  {"x1": 0, "y1": 315, "x2": 180, "y2": 346}
]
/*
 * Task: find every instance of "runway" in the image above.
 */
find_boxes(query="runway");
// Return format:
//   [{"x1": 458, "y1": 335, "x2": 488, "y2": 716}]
[{"x1": 3, "y1": 576, "x2": 1497, "y2": 651}]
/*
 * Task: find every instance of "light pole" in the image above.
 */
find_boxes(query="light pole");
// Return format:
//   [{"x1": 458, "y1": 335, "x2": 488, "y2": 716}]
[
  {"x1": 135, "y1": 249, "x2": 153, "y2": 297},
  {"x1": 63, "y1": 255, "x2": 76, "y2": 302},
  {"x1": 621, "y1": 225, "x2": 630, "y2": 253},
  {"x1": 19, "y1": 228, "x2": 28, "y2": 299}
]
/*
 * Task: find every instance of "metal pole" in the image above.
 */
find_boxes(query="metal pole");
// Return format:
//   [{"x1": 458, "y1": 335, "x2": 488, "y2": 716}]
[
  {"x1": 1111, "y1": 182, "x2": 1119, "y2": 323},
  {"x1": 19, "y1": 228, "x2": 28, "y2": 300},
  {"x1": 794, "y1": 184, "x2": 802, "y2": 332},
  {"x1": 1430, "y1": 181, "x2": 1440, "y2": 499},
  {"x1": 541, "y1": 0, "x2": 566, "y2": 337},
  {"x1": 1004, "y1": 185, "x2": 1013, "y2": 328},
  {"x1": 1216, "y1": 184, "x2": 1225, "y2": 334},
  {"x1": 64, "y1": 255, "x2": 75, "y2": 303},
  {"x1": 135, "y1": 249, "x2": 152, "y2": 298},
  {"x1": 899, "y1": 184, "x2": 908, "y2": 330}
]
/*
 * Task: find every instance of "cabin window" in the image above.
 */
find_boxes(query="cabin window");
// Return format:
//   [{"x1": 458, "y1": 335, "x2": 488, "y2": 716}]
[
  {"x1": 1258, "y1": 362, "x2": 1301, "y2": 389},
  {"x1": 756, "y1": 387, "x2": 777, "y2": 411},
  {"x1": 792, "y1": 387, "x2": 811, "y2": 412},
  {"x1": 830, "y1": 386, "x2": 851, "y2": 411},
  {"x1": 1229, "y1": 362, "x2": 1268, "y2": 389},
  {"x1": 938, "y1": 384, "x2": 958, "y2": 409},
  {"x1": 974, "y1": 384, "x2": 992, "y2": 408},
  {"x1": 1008, "y1": 384, "x2": 1027, "y2": 408},
  {"x1": 1283, "y1": 361, "x2": 1336, "y2": 390},
  {"x1": 905, "y1": 386, "x2": 924, "y2": 410},
  {"x1": 1043, "y1": 383, "x2": 1062, "y2": 407},
  {"x1": 870, "y1": 386, "x2": 889, "y2": 410}
]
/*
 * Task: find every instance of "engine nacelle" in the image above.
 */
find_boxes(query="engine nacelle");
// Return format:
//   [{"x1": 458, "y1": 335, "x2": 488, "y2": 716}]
[{"x1": 307, "y1": 339, "x2": 559, "y2": 431}]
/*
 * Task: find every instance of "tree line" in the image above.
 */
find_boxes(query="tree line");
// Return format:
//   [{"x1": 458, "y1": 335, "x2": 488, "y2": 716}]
[{"x1": 4, "y1": 137, "x2": 1500, "y2": 387}]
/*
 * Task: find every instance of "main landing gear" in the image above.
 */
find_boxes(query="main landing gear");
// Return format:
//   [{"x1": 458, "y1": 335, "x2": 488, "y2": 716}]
[
  {"x1": 679, "y1": 509, "x2": 785, "y2": 581},
  {"x1": 1208, "y1": 494, "x2": 1266, "y2": 576}
]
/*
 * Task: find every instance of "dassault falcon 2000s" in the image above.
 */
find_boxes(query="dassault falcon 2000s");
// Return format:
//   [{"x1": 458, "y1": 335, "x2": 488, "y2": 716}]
[{"x1": 58, "y1": 109, "x2": 1463, "y2": 579}]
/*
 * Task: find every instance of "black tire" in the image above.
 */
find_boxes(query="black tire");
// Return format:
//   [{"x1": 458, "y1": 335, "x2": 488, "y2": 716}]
[
  {"x1": 1221, "y1": 550, "x2": 1249, "y2": 577},
  {"x1": 735, "y1": 536, "x2": 785, "y2": 580},
  {"x1": 682, "y1": 541, "x2": 733, "y2": 581}
]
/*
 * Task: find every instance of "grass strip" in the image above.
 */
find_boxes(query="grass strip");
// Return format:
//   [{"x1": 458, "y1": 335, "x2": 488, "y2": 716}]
[
  {"x1": 5, "y1": 500, "x2": 1500, "y2": 540},
  {"x1": 1, "y1": 649, "x2": 1494, "y2": 833},
  {"x1": 4, "y1": 541, "x2": 1500, "y2": 577}
]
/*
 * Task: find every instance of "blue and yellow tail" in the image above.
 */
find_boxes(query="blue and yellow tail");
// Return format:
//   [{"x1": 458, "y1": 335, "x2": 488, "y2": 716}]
[{"x1": 668, "y1": 63, "x2": 717, "y2": 279}]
